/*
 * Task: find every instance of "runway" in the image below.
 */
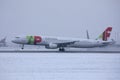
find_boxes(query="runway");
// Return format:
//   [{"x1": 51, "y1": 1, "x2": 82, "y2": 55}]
[
  {"x1": 0, "y1": 50, "x2": 120, "y2": 53},
  {"x1": 0, "y1": 52, "x2": 120, "y2": 80}
]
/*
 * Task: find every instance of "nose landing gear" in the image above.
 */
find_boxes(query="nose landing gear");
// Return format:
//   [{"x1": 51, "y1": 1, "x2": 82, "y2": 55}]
[{"x1": 21, "y1": 44, "x2": 24, "y2": 49}]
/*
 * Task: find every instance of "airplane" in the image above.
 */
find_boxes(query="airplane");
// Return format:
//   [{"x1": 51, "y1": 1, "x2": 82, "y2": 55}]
[
  {"x1": 0, "y1": 37, "x2": 7, "y2": 47},
  {"x1": 12, "y1": 27, "x2": 115, "y2": 51}
]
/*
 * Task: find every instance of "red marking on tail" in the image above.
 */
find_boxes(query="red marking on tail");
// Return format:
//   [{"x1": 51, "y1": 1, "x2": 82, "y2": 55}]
[{"x1": 103, "y1": 27, "x2": 112, "y2": 41}]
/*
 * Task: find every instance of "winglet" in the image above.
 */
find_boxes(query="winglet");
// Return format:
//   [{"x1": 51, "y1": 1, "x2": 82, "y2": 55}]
[{"x1": 86, "y1": 30, "x2": 90, "y2": 39}]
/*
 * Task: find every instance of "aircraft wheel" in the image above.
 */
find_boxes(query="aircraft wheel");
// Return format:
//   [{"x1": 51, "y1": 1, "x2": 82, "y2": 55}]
[
  {"x1": 21, "y1": 44, "x2": 24, "y2": 49},
  {"x1": 59, "y1": 48, "x2": 65, "y2": 52}
]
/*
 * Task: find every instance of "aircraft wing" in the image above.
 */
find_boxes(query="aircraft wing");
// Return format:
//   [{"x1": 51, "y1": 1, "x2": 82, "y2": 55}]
[{"x1": 53, "y1": 41, "x2": 78, "y2": 47}]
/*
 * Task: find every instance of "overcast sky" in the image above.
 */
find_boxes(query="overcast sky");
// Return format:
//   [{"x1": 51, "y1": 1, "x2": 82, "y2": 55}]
[{"x1": 0, "y1": 0, "x2": 120, "y2": 41}]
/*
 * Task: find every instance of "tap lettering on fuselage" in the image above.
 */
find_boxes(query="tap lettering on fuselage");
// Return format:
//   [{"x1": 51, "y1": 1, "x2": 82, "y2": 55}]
[{"x1": 26, "y1": 36, "x2": 42, "y2": 44}]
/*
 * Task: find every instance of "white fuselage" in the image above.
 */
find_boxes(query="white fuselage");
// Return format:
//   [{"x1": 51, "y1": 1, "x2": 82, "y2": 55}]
[
  {"x1": 12, "y1": 36, "x2": 109, "y2": 48},
  {"x1": 39, "y1": 37, "x2": 104, "y2": 48}
]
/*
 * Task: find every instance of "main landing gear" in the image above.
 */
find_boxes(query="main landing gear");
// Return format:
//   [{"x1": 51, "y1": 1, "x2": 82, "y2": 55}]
[
  {"x1": 21, "y1": 44, "x2": 24, "y2": 49},
  {"x1": 59, "y1": 47, "x2": 65, "y2": 52}
]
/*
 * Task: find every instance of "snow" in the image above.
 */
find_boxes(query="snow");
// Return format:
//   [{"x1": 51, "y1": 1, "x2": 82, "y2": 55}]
[{"x1": 0, "y1": 53, "x2": 120, "y2": 80}]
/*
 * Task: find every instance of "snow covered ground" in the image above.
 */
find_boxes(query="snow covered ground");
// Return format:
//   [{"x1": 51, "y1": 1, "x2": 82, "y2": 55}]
[{"x1": 0, "y1": 52, "x2": 120, "y2": 80}]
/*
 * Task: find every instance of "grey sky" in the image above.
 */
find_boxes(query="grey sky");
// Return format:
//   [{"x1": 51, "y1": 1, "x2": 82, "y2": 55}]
[{"x1": 0, "y1": 0, "x2": 120, "y2": 40}]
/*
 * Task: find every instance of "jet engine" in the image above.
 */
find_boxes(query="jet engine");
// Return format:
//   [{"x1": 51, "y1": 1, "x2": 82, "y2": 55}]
[{"x1": 45, "y1": 43, "x2": 58, "y2": 49}]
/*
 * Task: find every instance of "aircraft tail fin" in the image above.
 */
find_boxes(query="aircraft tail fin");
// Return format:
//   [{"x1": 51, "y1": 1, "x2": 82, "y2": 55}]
[
  {"x1": 96, "y1": 27, "x2": 112, "y2": 41},
  {"x1": 0, "y1": 37, "x2": 7, "y2": 47},
  {"x1": 0, "y1": 37, "x2": 6, "y2": 43}
]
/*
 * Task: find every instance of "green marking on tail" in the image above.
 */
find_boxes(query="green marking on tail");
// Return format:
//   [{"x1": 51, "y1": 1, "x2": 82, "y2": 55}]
[{"x1": 96, "y1": 34, "x2": 103, "y2": 40}]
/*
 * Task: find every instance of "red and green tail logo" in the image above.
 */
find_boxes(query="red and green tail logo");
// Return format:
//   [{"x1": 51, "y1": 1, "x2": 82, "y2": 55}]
[{"x1": 96, "y1": 27, "x2": 112, "y2": 41}]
